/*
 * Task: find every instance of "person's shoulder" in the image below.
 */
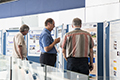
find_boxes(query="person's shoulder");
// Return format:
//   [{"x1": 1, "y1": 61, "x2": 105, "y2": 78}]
[
  {"x1": 40, "y1": 31, "x2": 48, "y2": 38},
  {"x1": 15, "y1": 32, "x2": 22, "y2": 37},
  {"x1": 65, "y1": 31, "x2": 75, "y2": 35},
  {"x1": 81, "y1": 30, "x2": 91, "y2": 35}
]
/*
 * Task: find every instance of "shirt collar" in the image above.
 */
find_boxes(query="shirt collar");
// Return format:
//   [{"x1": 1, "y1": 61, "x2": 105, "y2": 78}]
[
  {"x1": 44, "y1": 28, "x2": 51, "y2": 34},
  {"x1": 74, "y1": 28, "x2": 81, "y2": 30}
]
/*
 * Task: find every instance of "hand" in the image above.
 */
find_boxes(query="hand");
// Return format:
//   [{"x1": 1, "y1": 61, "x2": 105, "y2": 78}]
[
  {"x1": 54, "y1": 37, "x2": 60, "y2": 44},
  {"x1": 26, "y1": 58, "x2": 28, "y2": 60},
  {"x1": 89, "y1": 64, "x2": 94, "y2": 71},
  {"x1": 21, "y1": 56, "x2": 23, "y2": 60}
]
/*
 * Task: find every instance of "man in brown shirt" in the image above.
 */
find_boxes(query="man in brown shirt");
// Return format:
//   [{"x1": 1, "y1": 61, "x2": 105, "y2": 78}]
[
  {"x1": 61, "y1": 18, "x2": 94, "y2": 75},
  {"x1": 13, "y1": 24, "x2": 29, "y2": 60}
]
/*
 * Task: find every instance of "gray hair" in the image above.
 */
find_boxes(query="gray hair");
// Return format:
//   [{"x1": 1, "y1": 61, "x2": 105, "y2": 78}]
[
  {"x1": 20, "y1": 24, "x2": 29, "y2": 32},
  {"x1": 72, "y1": 18, "x2": 82, "y2": 27}
]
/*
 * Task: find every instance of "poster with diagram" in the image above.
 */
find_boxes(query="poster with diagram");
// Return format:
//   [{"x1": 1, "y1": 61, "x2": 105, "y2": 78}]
[
  {"x1": 28, "y1": 30, "x2": 42, "y2": 56},
  {"x1": 109, "y1": 20, "x2": 120, "y2": 80}
]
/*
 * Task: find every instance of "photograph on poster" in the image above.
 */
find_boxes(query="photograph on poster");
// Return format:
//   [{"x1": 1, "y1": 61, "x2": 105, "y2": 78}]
[
  {"x1": 90, "y1": 32, "x2": 96, "y2": 38},
  {"x1": 30, "y1": 34, "x2": 35, "y2": 40},
  {"x1": 30, "y1": 45, "x2": 35, "y2": 50},
  {"x1": 117, "y1": 51, "x2": 120, "y2": 56},
  {"x1": 114, "y1": 71, "x2": 117, "y2": 76},
  {"x1": 36, "y1": 34, "x2": 40, "y2": 40},
  {"x1": 114, "y1": 43, "x2": 117, "y2": 50}
]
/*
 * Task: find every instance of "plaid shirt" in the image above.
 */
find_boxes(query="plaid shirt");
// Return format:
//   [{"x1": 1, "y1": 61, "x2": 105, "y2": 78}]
[{"x1": 61, "y1": 29, "x2": 94, "y2": 58}]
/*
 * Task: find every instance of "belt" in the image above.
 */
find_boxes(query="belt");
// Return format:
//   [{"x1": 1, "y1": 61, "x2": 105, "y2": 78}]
[{"x1": 41, "y1": 52, "x2": 57, "y2": 55}]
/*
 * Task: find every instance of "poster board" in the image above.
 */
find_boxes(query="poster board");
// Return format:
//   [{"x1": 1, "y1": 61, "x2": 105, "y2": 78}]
[
  {"x1": 28, "y1": 30, "x2": 42, "y2": 56},
  {"x1": 109, "y1": 20, "x2": 120, "y2": 79}
]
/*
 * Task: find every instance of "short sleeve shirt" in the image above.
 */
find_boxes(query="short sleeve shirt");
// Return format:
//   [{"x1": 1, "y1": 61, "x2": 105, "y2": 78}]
[
  {"x1": 13, "y1": 32, "x2": 27, "y2": 58},
  {"x1": 61, "y1": 29, "x2": 94, "y2": 58},
  {"x1": 39, "y1": 28, "x2": 57, "y2": 54}
]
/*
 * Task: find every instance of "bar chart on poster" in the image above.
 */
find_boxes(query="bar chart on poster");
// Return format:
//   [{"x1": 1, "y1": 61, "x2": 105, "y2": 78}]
[
  {"x1": 82, "y1": 23, "x2": 97, "y2": 76},
  {"x1": 28, "y1": 30, "x2": 42, "y2": 56},
  {"x1": 109, "y1": 20, "x2": 120, "y2": 79}
]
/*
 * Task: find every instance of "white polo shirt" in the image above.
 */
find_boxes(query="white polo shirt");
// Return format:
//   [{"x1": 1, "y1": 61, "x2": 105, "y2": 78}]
[{"x1": 13, "y1": 32, "x2": 27, "y2": 58}]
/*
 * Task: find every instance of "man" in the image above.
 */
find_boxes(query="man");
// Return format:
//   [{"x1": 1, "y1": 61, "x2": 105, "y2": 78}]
[
  {"x1": 13, "y1": 24, "x2": 29, "y2": 60},
  {"x1": 39, "y1": 18, "x2": 60, "y2": 66},
  {"x1": 61, "y1": 18, "x2": 94, "y2": 75}
]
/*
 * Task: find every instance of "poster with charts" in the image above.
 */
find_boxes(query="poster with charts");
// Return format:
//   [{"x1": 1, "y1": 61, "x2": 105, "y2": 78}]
[
  {"x1": 6, "y1": 32, "x2": 18, "y2": 56},
  {"x1": 109, "y1": 20, "x2": 120, "y2": 80},
  {"x1": 28, "y1": 30, "x2": 42, "y2": 56}
]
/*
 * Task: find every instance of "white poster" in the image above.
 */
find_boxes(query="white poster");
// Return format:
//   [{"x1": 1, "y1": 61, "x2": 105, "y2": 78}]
[
  {"x1": 56, "y1": 25, "x2": 64, "y2": 69},
  {"x1": 28, "y1": 30, "x2": 42, "y2": 56},
  {"x1": 110, "y1": 20, "x2": 120, "y2": 79},
  {"x1": 6, "y1": 32, "x2": 18, "y2": 56}
]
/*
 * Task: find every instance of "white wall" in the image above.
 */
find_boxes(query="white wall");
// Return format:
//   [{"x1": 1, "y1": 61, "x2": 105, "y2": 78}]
[
  {"x1": 59, "y1": 8, "x2": 85, "y2": 25},
  {"x1": 38, "y1": 12, "x2": 59, "y2": 27},
  {"x1": 0, "y1": 17, "x2": 21, "y2": 30},
  {"x1": 86, "y1": 0, "x2": 119, "y2": 7},
  {"x1": 86, "y1": 3, "x2": 120, "y2": 22}
]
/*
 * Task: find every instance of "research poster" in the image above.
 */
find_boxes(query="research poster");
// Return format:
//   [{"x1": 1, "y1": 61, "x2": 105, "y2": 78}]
[
  {"x1": 56, "y1": 25, "x2": 64, "y2": 69},
  {"x1": 28, "y1": 30, "x2": 42, "y2": 56},
  {"x1": 6, "y1": 32, "x2": 18, "y2": 56},
  {"x1": 82, "y1": 23, "x2": 97, "y2": 76},
  {"x1": 109, "y1": 20, "x2": 120, "y2": 79}
]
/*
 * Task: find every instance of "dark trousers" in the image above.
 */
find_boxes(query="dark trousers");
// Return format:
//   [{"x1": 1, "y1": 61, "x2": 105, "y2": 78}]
[
  {"x1": 67, "y1": 57, "x2": 89, "y2": 75},
  {"x1": 40, "y1": 53, "x2": 56, "y2": 67}
]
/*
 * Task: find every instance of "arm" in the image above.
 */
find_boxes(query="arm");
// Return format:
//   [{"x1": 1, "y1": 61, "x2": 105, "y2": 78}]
[
  {"x1": 62, "y1": 48, "x2": 67, "y2": 61},
  {"x1": 44, "y1": 37, "x2": 60, "y2": 52},
  {"x1": 18, "y1": 45, "x2": 23, "y2": 60},
  {"x1": 89, "y1": 48, "x2": 93, "y2": 71}
]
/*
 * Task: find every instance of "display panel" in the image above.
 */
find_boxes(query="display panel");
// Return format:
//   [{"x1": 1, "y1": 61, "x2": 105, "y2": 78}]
[
  {"x1": 28, "y1": 30, "x2": 42, "y2": 56},
  {"x1": 56, "y1": 25, "x2": 63, "y2": 69},
  {"x1": 6, "y1": 32, "x2": 18, "y2": 56},
  {"x1": 109, "y1": 20, "x2": 120, "y2": 79}
]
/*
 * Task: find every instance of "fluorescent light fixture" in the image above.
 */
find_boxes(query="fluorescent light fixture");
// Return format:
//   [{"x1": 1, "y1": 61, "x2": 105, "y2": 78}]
[{"x1": 0, "y1": 0, "x2": 18, "y2": 4}]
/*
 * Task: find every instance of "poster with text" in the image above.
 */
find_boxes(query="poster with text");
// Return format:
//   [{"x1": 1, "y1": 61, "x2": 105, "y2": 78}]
[
  {"x1": 110, "y1": 20, "x2": 120, "y2": 80},
  {"x1": 28, "y1": 30, "x2": 42, "y2": 56}
]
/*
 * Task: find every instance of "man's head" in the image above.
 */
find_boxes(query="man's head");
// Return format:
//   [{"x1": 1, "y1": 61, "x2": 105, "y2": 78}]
[
  {"x1": 45, "y1": 18, "x2": 55, "y2": 31},
  {"x1": 72, "y1": 18, "x2": 82, "y2": 28},
  {"x1": 20, "y1": 24, "x2": 29, "y2": 35}
]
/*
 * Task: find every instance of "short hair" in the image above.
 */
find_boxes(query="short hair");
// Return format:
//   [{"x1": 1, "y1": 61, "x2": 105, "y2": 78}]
[
  {"x1": 20, "y1": 24, "x2": 29, "y2": 32},
  {"x1": 72, "y1": 18, "x2": 82, "y2": 27},
  {"x1": 45, "y1": 18, "x2": 54, "y2": 26}
]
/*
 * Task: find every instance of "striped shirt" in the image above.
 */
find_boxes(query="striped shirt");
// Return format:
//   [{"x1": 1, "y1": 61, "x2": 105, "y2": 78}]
[{"x1": 61, "y1": 29, "x2": 94, "y2": 58}]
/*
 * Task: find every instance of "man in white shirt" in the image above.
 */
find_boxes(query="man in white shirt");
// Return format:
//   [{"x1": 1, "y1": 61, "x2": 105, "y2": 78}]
[{"x1": 13, "y1": 24, "x2": 29, "y2": 60}]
